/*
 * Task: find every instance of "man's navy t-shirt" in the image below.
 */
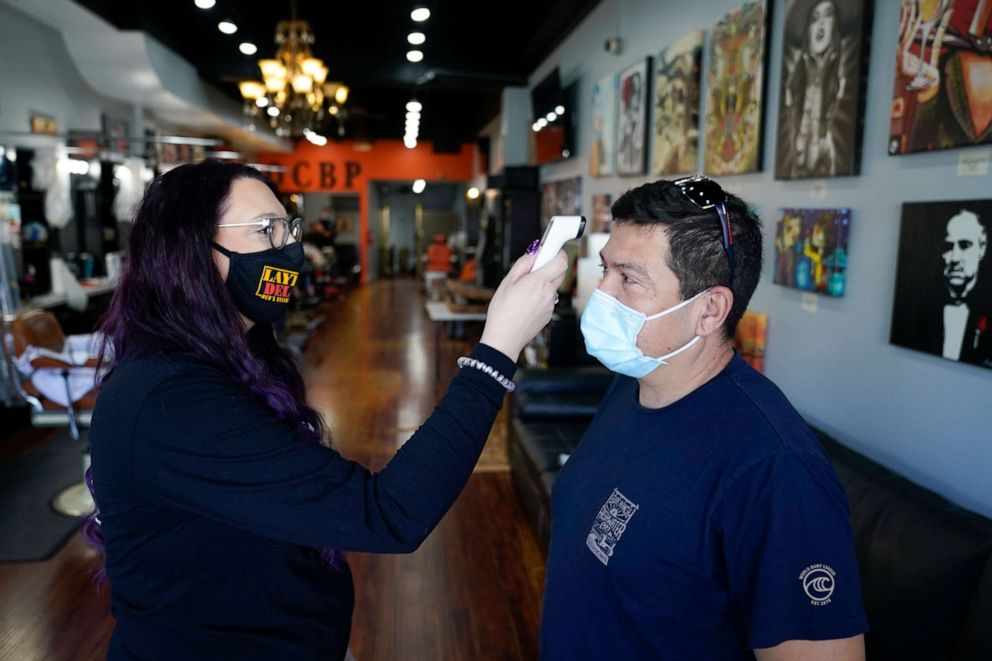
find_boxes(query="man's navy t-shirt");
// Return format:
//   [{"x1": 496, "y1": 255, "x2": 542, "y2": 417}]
[{"x1": 541, "y1": 355, "x2": 868, "y2": 659}]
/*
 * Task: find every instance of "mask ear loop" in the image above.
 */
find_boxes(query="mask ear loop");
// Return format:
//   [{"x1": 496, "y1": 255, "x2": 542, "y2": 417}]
[
  {"x1": 643, "y1": 288, "x2": 711, "y2": 321},
  {"x1": 211, "y1": 242, "x2": 235, "y2": 257},
  {"x1": 641, "y1": 288, "x2": 710, "y2": 363}
]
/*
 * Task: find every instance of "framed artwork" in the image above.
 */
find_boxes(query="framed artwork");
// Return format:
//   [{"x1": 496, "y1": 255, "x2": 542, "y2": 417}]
[
  {"x1": 704, "y1": 0, "x2": 770, "y2": 175},
  {"x1": 591, "y1": 194, "x2": 613, "y2": 233},
  {"x1": 773, "y1": 208, "x2": 850, "y2": 297},
  {"x1": 890, "y1": 199, "x2": 991, "y2": 369},
  {"x1": 29, "y1": 113, "x2": 59, "y2": 136},
  {"x1": 617, "y1": 58, "x2": 651, "y2": 176},
  {"x1": 775, "y1": 0, "x2": 874, "y2": 179},
  {"x1": 734, "y1": 311, "x2": 768, "y2": 372},
  {"x1": 889, "y1": 1, "x2": 992, "y2": 155},
  {"x1": 336, "y1": 213, "x2": 356, "y2": 235},
  {"x1": 101, "y1": 113, "x2": 130, "y2": 157},
  {"x1": 653, "y1": 30, "x2": 704, "y2": 176},
  {"x1": 590, "y1": 74, "x2": 618, "y2": 177},
  {"x1": 540, "y1": 177, "x2": 583, "y2": 228}
]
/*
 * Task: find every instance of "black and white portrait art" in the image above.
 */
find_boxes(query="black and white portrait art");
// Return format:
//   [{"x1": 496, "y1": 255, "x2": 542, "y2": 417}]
[
  {"x1": 891, "y1": 199, "x2": 992, "y2": 370},
  {"x1": 617, "y1": 58, "x2": 650, "y2": 176},
  {"x1": 775, "y1": 0, "x2": 873, "y2": 180}
]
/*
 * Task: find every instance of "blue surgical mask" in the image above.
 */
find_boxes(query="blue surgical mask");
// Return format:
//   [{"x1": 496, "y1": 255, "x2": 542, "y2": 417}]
[{"x1": 580, "y1": 288, "x2": 710, "y2": 378}]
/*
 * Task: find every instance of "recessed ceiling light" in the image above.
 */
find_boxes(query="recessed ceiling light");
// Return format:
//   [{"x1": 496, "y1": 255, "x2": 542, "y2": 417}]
[
  {"x1": 412, "y1": 179, "x2": 427, "y2": 193},
  {"x1": 194, "y1": 0, "x2": 216, "y2": 8},
  {"x1": 411, "y1": 7, "x2": 431, "y2": 22},
  {"x1": 555, "y1": 105, "x2": 565, "y2": 115},
  {"x1": 239, "y1": 42, "x2": 257, "y2": 55},
  {"x1": 406, "y1": 100, "x2": 422, "y2": 112},
  {"x1": 218, "y1": 21, "x2": 237, "y2": 34},
  {"x1": 267, "y1": 106, "x2": 280, "y2": 117},
  {"x1": 406, "y1": 50, "x2": 424, "y2": 63},
  {"x1": 408, "y1": 32, "x2": 426, "y2": 45},
  {"x1": 255, "y1": 97, "x2": 269, "y2": 107},
  {"x1": 404, "y1": 137, "x2": 417, "y2": 149},
  {"x1": 546, "y1": 111, "x2": 557, "y2": 121}
]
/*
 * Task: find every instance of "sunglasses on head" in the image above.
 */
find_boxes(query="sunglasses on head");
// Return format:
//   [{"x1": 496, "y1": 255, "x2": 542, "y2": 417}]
[{"x1": 673, "y1": 176, "x2": 736, "y2": 289}]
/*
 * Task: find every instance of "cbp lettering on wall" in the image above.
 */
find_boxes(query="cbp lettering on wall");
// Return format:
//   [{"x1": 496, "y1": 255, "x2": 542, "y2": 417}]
[{"x1": 268, "y1": 161, "x2": 363, "y2": 190}]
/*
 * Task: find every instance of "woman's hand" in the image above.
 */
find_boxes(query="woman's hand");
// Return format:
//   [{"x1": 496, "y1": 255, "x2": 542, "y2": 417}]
[{"x1": 480, "y1": 249, "x2": 568, "y2": 362}]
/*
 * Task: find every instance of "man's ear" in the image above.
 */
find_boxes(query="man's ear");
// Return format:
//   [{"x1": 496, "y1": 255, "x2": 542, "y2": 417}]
[{"x1": 696, "y1": 286, "x2": 733, "y2": 338}]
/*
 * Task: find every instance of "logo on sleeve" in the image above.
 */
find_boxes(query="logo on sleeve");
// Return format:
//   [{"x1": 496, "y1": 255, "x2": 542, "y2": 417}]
[
  {"x1": 586, "y1": 488, "x2": 639, "y2": 566},
  {"x1": 799, "y1": 564, "x2": 836, "y2": 606}
]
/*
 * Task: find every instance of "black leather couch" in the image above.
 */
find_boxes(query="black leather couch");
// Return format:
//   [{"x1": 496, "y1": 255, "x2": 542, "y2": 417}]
[{"x1": 507, "y1": 368, "x2": 992, "y2": 661}]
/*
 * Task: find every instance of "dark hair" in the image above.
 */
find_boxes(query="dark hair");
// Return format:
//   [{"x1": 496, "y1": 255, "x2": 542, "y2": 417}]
[
  {"x1": 82, "y1": 160, "x2": 337, "y2": 570},
  {"x1": 611, "y1": 179, "x2": 763, "y2": 338}
]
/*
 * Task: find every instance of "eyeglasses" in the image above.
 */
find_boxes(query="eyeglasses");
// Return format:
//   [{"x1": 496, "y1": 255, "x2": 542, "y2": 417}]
[
  {"x1": 674, "y1": 176, "x2": 735, "y2": 288},
  {"x1": 216, "y1": 216, "x2": 304, "y2": 250}
]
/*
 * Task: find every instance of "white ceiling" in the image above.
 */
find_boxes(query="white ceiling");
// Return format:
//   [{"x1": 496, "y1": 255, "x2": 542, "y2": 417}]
[{"x1": 1, "y1": 0, "x2": 290, "y2": 154}]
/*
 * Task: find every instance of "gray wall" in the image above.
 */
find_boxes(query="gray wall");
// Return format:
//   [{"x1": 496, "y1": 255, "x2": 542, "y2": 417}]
[
  {"x1": 0, "y1": 3, "x2": 130, "y2": 137},
  {"x1": 531, "y1": 0, "x2": 992, "y2": 517}
]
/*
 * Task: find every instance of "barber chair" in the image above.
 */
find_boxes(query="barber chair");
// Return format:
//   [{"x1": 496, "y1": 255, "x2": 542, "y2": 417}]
[{"x1": 9, "y1": 309, "x2": 99, "y2": 517}]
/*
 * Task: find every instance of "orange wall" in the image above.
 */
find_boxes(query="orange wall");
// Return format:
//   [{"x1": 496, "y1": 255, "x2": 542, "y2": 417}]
[{"x1": 258, "y1": 140, "x2": 476, "y2": 281}]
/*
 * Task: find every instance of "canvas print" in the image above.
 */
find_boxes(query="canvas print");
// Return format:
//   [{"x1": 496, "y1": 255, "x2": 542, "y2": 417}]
[
  {"x1": 705, "y1": 0, "x2": 770, "y2": 175},
  {"x1": 775, "y1": 0, "x2": 873, "y2": 179},
  {"x1": 617, "y1": 58, "x2": 651, "y2": 176},
  {"x1": 541, "y1": 177, "x2": 583, "y2": 228},
  {"x1": 773, "y1": 208, "x2": 850, "y2": 297},
  {"x1": 101, "y1": 114, "x2": 130, "y2": 157},
  {"x1": 734, "y1": 311, "x2": 768, "y2": 372},
  {"x1": 653, "y1": 30, "x2": 704, "y2": 176},
  {"x1": 890, "y1": 0, "x2": 992, "y2": 155},
  {"x1": 590, "y1": 74, "x2": 618, "y2": 177},
  {"x1": 591, "y1": 194, "x2": 613, "y2": 233},
  {"x1": 890, "y1": 199, "x2": 992, "y2": 369}
]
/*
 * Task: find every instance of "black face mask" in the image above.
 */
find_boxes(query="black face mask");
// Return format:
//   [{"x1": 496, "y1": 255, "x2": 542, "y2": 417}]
[{"x1": 211, "y1": 241, "x2": 305, "y2": 324}]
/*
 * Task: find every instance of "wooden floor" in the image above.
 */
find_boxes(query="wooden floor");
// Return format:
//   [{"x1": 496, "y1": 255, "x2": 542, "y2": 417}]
[{"x1": 0, "y1": 279, "x2": 546, "y2": 660}]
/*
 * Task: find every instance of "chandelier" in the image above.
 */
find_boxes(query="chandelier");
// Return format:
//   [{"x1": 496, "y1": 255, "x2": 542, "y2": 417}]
[{"x1": 239, "y1": 10, "x2": 349, "y2": 140}]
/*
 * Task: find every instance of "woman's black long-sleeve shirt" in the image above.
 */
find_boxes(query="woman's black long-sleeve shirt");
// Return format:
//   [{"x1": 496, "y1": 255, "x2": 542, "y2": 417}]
[{"x1": 89, "y1": 343, "x2": 515, "y2": 660}]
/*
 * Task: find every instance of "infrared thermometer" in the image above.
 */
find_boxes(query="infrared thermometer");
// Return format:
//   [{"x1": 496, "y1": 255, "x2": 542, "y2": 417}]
[{"x1": 530, "y1": 215, "x2": 586, "y2": 272}]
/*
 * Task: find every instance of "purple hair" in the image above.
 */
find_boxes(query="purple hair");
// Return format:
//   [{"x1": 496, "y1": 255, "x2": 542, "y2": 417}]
[{"x1": 82, "y1": 160, "x2": 341, "y2": 571}]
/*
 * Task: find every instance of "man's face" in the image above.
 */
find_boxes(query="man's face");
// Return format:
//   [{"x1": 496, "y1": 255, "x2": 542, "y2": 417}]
[
  {"x1": 943, "y1": 210, "x2": 987, "y2": 300},
  {"x1": 808, "y1": 1, "x2": 836, "y2": 57},
  {"x1": 598, "y1": 223, "x2": 697, "y2": 358}
]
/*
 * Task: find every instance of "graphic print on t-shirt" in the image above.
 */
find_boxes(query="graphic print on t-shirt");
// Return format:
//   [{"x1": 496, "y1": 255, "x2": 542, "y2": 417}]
[
  {"x1": 586, "y1": 488, "x2": 639, "y2": 566},
  {"x1": 799, "y1": 564, "x2": 836, "y2": 606},
  {"x1": 255, "y1": 266, "x2": 299, "y2": 303}
]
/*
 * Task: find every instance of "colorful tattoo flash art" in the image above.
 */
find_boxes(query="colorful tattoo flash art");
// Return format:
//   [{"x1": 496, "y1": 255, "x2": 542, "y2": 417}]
[
  {"x1": 890, "y1": 0, "x2": 992, "y2": 154},
  {"x1": 653, "y1": 30, "x2": 704, "y2": 176},
  {"x1": 705, "y1": 0, "x2": 770, "y2": 175}
]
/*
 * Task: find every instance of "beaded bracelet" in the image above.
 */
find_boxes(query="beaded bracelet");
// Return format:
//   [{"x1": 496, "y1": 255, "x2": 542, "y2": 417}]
[{"x1": 457, "y1": 356, "x2": 516, "y2": 392}]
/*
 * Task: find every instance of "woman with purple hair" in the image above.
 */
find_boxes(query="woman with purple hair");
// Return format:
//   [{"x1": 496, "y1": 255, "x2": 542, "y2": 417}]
[{"x1": 83, "y1": 160, "x2": 566, "y2": 660}]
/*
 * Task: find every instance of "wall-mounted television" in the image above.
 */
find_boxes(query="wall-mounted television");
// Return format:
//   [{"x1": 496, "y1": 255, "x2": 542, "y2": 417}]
[
  {"x1": 531, "y1": 70, "x2": 576, "y2": 165},
  {"x1": 531, "y1": 68, "x2": 562, "y2": 121}
]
